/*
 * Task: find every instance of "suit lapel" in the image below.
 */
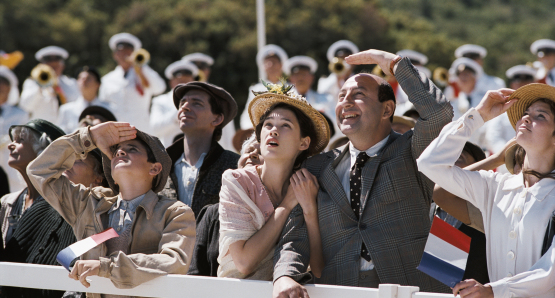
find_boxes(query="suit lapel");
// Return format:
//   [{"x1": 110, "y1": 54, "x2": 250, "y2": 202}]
[{"x1": 320, "y1": 145, "x2": 358, "y2": 222}]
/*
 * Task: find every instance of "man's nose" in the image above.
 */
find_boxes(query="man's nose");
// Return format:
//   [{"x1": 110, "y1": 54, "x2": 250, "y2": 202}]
[{"x1": 116, "y1": 148, "x2": 127, "y2": 157}]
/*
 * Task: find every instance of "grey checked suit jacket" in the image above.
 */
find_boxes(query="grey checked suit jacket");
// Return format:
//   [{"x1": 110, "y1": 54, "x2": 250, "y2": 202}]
[{"x1": 273, "y1": 58, "x2": 453, "y2": 293}]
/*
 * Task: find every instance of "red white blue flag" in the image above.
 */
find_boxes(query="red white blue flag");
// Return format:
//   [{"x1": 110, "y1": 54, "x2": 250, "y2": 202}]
[
  {"x1": 417, "y1": 216, "x2": 471, "y2": 288},
  {"x1": 56, "y1": 228, "x2": 119, "y2": 271}
]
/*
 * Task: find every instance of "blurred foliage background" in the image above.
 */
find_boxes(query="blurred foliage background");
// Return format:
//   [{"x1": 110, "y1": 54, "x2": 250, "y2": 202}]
[{"x1": 1, "y1": 0, "x2": 555, "y2": 120}]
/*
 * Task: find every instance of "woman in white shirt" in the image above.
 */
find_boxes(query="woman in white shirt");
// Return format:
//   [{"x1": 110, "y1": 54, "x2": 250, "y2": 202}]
[{"x1": 417, "y1": 83, "x2": 555, "y2": 298}]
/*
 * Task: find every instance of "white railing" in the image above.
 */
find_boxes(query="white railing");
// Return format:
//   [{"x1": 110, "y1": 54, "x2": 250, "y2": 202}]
[{"x1": 0, "y1": 262, "x2": 455, "y2": 298}]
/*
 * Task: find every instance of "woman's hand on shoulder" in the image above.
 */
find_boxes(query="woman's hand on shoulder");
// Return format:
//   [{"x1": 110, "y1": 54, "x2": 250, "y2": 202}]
[
  {"x1": 476, "y1": 89, "x2": 517, "y2": 122},
  {"x1": 290, "y1": 169, "x2": 319, "y2": 217}
]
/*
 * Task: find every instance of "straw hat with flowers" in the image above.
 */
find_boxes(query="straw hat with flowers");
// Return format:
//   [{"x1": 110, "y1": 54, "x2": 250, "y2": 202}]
[
  {"x1": 248, "y1": 79, "x2": 330, "y2": 155},
  {"x1": 506, "y1": 83, "x2": 555, "y2": 129}
]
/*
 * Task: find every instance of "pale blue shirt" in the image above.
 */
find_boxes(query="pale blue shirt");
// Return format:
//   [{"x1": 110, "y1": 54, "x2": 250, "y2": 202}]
[
  {"x1": 108, "y1": 193, "x2": 146, "y2": 234},
  {"x1": 174, "y1": 152, "x2": 206, "y2": 207},
  {"x1": 334, "y1": 135, "x2": 389, "y2": 271}
]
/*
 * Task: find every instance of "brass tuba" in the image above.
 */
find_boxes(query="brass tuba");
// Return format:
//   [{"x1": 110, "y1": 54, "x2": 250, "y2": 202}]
[
  {"x1": 328, "y1": 57, "x2": 351, "y2": 76},
  {"x1": 31, "y1": 63, "x2": 57, "y2": 87},
  {"x1": 195, "y1": 69, "x2": 207, "y2": 82},
  {"x1": 372, "y1": 65, "x2": 388, "y2": 78},
  {"x1": 432, "y1": 67, "x2": 449, "y2": 87},
  {"x1": 130, "y1": 48, "x2": 150, "y2": 66}
]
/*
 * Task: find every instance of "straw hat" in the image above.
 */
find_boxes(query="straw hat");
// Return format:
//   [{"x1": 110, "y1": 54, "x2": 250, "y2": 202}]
[
  {"x1": 248, "y1": 80, "x2": 330, "y2": 156},
  {"x1": 506, "y1": 83, "x2": 555, "y2": 129},
  {"x1": 504, "y1": 143, "x2": 519, "y2": 174}
]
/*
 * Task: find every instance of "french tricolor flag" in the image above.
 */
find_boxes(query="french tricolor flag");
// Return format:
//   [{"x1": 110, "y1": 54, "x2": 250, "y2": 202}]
[
  {"x1": 417, "y1": 216, "x2": 471, "y2": 288},
  {"x1": 57, "y1": 228, "x2": 119, "y2": 271}
]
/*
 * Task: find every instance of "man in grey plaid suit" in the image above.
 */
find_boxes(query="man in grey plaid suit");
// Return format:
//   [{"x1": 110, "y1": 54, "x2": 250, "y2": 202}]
[{"x1": 273, "y1": 50, "x2": 453, "y2": 297}]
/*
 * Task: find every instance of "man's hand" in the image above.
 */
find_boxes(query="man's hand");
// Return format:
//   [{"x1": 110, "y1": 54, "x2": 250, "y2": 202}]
[
  {"x1": 69, "y1": 260, "x2": 101, "y2": 288},
  {"x1": 453, "y1": 279, "x2": 494, "y2": 298},
  {"x1": 475, "y1": 89, "x2": 517, "y2": 122},
  {"x1": 344, "y1": 49, "x2": 398, "y2": 76},
  {"x1": 290, "y1": 169, "x2": 319, "y2": 217},
  {"x1": 89, "y1": 122, "x2": 137, "y2": 159},
  {"x1": 273, "y1": 276, "x2": 309, "y2": 298}
]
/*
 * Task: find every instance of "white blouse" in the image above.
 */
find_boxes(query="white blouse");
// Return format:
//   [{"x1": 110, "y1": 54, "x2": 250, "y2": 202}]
[{"x1": 417, "y1": 108, "x2": 555, "y2": 298}]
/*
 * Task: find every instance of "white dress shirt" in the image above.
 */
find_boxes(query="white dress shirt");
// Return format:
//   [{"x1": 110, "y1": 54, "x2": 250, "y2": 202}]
[
  {"x1": 240, "y1": 82, "x2": 268, "y2": 130},
  {"x1": 99, "y1": 65, "x2": 166, "y2": 133},
  {"x1": 334, "y1": 136, "x2": 389, "y2": 271},
  {"x1": 174, "y1": 152, "x2": 206, "y2": 207},
  {"x1": 19, "y1": 75, "x2": 80, "y2": 123},
  {"x1": 545, "y1": 68, "x2": 555, "y2": 87},
  {"x1": 417, "y1": 108, "x2": 555, "y2": 298},
  {"x1": 56, "y1": 96, "x2": 112, "y2": 133},
  {"x1": 0, "y1": 103, "x2": 29, "y2": 192},
  {"x1": 150, "y1": 91, "x2": 181, "y2": 147}
]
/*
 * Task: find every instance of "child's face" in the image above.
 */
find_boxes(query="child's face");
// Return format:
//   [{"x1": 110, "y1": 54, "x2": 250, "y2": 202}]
[{"x1": 110, "y1": 139, "x2": 153, "y2": 181}]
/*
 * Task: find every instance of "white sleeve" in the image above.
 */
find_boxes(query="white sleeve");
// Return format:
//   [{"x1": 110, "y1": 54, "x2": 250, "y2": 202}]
[
  {"x1": 142, "y1": 65, "x2": 167, "y2": 96},
  {"x1": 149, "y1": 95, "x2": 178, "y2": 136},
  {"x1": 240, "y1": 87, "x2": 256, "y2": 130},
  {"x1": 19, "y1": 79, "x2": 45, "y2": 113},
  {"x1": 489, "y1": 241, "x2": 555, "y2": 297},
  {"x1": 416, "y1": 108, "x2": 498, "y2": 213}
]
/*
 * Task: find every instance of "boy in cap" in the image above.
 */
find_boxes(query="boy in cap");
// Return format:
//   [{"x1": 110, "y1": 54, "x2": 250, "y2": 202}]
[
  {"x1": 99, "y1": 33, "x2": 166, "y2": 133},
  {"x1": 0, "y1": 66, "x2": 28, "y2": 192},
  {"x1": 20, "y1": 46, "x2": 81, "y2": 123},
  {"x1": 26, "y1": 122, "x2": 196, "y2": 293},
  {"x1": 530, "y1": 39, "x2": 555, "y2": 86},
  {"x1": 150, "y1": 60, "x2": 199, "y2": 147},
  {"x1": 160, "y1": 82, "x2": 239, "y2": 217}
]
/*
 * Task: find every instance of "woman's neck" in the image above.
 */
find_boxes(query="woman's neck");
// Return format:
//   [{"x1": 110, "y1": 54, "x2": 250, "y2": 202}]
[
  {"x1": 522, "y1": 151, "x2": 555, "y2": 187},
  {"x1": 19, "y1": 170, "x2": 40, "y2": 208},
  {"x1": 259, "y1": 158, "x2": 295, "y2": 204}
]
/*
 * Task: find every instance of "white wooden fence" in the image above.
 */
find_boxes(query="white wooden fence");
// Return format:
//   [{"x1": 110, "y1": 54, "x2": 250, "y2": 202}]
[{"x1": 0, "y1": 262, "x2": 456, "y2": 297}]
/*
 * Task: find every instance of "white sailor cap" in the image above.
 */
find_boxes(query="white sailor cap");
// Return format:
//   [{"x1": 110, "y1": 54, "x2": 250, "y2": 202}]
[
  {"x1": 454, "y1": 44, "x2": 487, "y2": 59},
  {"x1": 164, "y1": 60, "x2": 199, "y2": 80},
  {"x1": 35, "y1": 46, "x2": 69, "y2": 61},
  {"x1": 326, "y1": 40, "x2": 359, "y2": 62},
  {"x1": 0, "y1": 65, "x2": 18, "y2": 87},
  {"x1": 396, "y1": 50, "x2": 428, "y2": 65},
  {"x1": 284, "y1": 56, "x2": 318, "y2": 75},
  {"x1": 108, "y1": 33, "x2": 142, "y2": 51},
  {"x1": 256, "y1": 44, "x2": 288, "y2": 69},
  {"x1": 530, "y1": 39, "x2": 555, "y2": 55},
  {"x1": 505, "y1": 65, "x2": 536, "y2": 80},
  {"x1": 415, "y1": 65, "x2": 431, "y2": 79},
  {"x1": 182, "y1": 53, "x2": 214, "y2": 66},
  {"x1": 449, "y1": 57, "x2": 483, "y2": 78}
]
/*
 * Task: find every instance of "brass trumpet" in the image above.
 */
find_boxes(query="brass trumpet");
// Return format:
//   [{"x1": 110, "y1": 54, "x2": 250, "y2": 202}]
[
  {"x1": 372, "y1": 65, "x2": 388, "y2": 78},
  {"x1": 432, "y1": 67, "x2": 449, "y2": 87},
  {"x1": 31, "y1": 63, "x2": 57, "y2": 87},
  {"x1": 195, "y1": 69, "x2": 207, "y2": 82},
  {"x1": 130, "y1": 48, "x2": 150, "y2": 66},
  {"x1": 328, "y1": 57, "x2": 351, "y2": 76}
]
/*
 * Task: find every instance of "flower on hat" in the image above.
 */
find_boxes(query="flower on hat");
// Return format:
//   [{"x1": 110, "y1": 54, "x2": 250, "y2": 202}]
[{"x1": 253, "y1": 78, "x2": 309, "y2": 103}]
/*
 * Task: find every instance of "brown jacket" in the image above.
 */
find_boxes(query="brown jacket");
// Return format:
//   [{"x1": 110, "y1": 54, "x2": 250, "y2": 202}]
[{"x1": 27, "y1": 128, "x2": 196, "y2": 296}]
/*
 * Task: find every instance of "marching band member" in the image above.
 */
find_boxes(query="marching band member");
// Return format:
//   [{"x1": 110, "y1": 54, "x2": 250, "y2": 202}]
[
  {"x1": 239, "y1": 44, "x2": 288, "y2": 130},
  {"x1": 151, "y1": 60, "x2": 198, "y2": 147},
  {"x1": 530, "y1": 39, "x2": 555, "y2": 86},
  {"x1": 317, "y1": 40, "x2": 359, "y2": 101},
  {"x1": 454, "y1": 44, "x2": 506, "y2": 97},
  {"x1": 182, "y1": 52, "x2": 214, "y2": 82},
  {"x1": 19, "y1": 46, "x2": 80, "y2": 123},
  {"x1": 99, "y1": 33, "x2": 166, "y2": 133}
]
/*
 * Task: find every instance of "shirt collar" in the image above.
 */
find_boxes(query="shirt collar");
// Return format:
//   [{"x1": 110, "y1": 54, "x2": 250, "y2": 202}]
[
  {"x1": 349, "y1": 135, "x2": 389, "y2": 168},
  {"x1": 108, "y1": 192, "x2": 147, "y2": 214},
  {"x1": 502, "y1": 172, "x2": 555, "y2": 202},
  {"x1": 176, "y1": 152, "x2": 207, "y2": 168}
]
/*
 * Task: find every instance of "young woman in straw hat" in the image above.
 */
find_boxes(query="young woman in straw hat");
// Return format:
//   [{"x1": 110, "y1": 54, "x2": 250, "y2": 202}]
[
  {"x1": 418, "y1": 83, "x2": 555, "y2": 298},
  {"x1": 217, "y1": 82, "x2": 330, "y2": 281}
]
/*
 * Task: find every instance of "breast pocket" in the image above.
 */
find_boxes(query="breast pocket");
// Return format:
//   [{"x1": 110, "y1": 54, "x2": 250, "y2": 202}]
[{"x1": 81, "y1": 225, "x2": 96, "y2": 239}]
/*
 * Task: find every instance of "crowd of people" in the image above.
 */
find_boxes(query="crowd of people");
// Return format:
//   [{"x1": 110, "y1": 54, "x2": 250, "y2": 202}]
[{"x1": 1, "y1": 32, "x2": 555, "y2": 298}]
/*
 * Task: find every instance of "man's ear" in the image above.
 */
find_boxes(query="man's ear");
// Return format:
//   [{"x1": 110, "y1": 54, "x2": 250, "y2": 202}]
[
  {"x1": 299, "y1": 136, "x2": 311, "y2": 151},
  {"x1": 383, "y1": 100, "x2": 395, "y2": 120},
  {"x1": 212, "y1": 114, "x2": 224, "y2": 128},
  {"x1": 149, "y1": 162, "x2": 163, "y2": 176}
]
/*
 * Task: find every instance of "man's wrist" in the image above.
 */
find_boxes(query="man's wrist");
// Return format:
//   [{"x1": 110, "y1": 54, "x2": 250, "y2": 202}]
[{"x1": 389, "y1": 55, "x2": 403, "y2": 76}]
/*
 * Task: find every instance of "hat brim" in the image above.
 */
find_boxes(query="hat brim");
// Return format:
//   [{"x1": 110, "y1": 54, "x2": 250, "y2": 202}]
[
  {"x1": 504, "y1": 144, "x2": 519, "y2": 174},
  {"x1": 507, "y1": 83, "x2": 555, "y2": 130},
  {"x1": 248, "y1": 93, "x2": 330, "y2": 156},
  {"x1": 102, "y1": 130, "x2": 171, "y2": 195}
]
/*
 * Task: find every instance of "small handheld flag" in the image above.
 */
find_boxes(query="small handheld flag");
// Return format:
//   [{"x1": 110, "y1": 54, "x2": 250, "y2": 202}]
[
  {"x1": 56, "y1": 228, "x2": 119, "y2": 271},
  {"x1": 417, "y1": 216, "x2": 471, "y2": 288}
]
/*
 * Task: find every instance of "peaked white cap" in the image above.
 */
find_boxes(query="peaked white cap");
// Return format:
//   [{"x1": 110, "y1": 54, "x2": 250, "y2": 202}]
[
  {"x1": 182, "y1": 53, "x2": 214, "y2": 66},
  {"x1": 0, "y1": 65, "x2": 18, "y2": 87},
  {"x1": 164, "y1": 60, "x2": 199, "y2": 80},
  {"x1": 108, "y1": 33, "x2": 142, "y2": 51},
  {"x1": 397, "y1": 49, "x2": 428, "y2": 65},
  {"x1": 326, "y1": 40, "x2": 359, "y2": 62},
  {"x1": 256, "y1": 44, "x2": 288, "y2": 69},
  {"x1": 454, "y1": 44, "x2": 487, "y2": 59},
  {"x1": 530, "y1": 39, "x2": 555, "y2": 55},
  {"x1": 505, "y1": 65, "x2": 537, "y2": 79},
  {"x1": 449, "y1": 57, "x2": 483, "y2": 78},
  {"x1": 284, "y1": 56, "x2": 318, "y2": 75},
  {"x1": 35, "y1": 46, "x2": 68, "y2": 61}
]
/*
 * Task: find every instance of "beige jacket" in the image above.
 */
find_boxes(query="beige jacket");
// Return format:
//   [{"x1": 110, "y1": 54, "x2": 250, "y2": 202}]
[{"x1": 27, "y1": 128, "x2": 196, "y2": 296}]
